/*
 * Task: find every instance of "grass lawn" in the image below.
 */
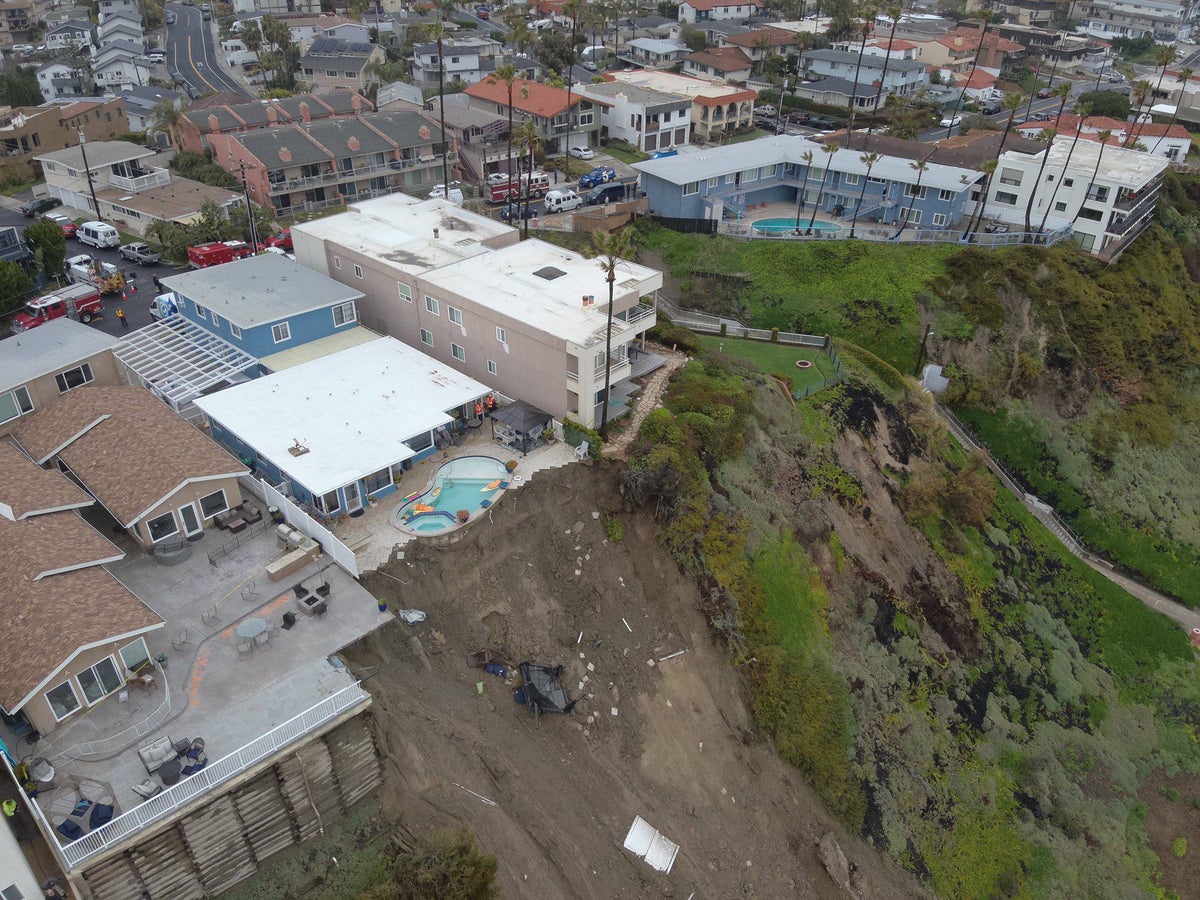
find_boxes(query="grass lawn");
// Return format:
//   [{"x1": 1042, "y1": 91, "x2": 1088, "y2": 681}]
[
  {"x1": 700, "y1": 335, "x2": 836, "y2": 393},
  {"x1": 728, "y1": 128, "x2": 772, "y2": 144},
  {"x1": 604, "y1": 141, "x2": 648, "y2": 164}
]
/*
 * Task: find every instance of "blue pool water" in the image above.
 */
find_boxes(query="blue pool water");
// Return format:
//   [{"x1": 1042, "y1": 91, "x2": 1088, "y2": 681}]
[
  {"x1": 752, "y1": 217, "x2": 841, "y2": 234},
  {"x1": 396, "y1": 456, "x2": 509, "y2": 535}
]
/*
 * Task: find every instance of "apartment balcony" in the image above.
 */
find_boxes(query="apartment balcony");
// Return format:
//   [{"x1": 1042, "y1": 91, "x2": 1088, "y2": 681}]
[
  {"x1": 1113, "y1": 181, "x2": 1161, "y2": 214},
  {"x1": 615, "y1": 302, "x2": 656, "y2": 329},
  {"x1": 109, "y1": 168, "x2": 170, "y2": 193},
  {"x1": 270, "y1": 169, "x2": 341, "y2": 193}
]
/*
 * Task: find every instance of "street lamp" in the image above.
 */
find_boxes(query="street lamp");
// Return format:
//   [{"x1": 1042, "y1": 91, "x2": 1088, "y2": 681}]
[
  {"x1": 78, "y1": 129, "x2": 101, "y2": 221},
  {"x1": 913, "y1": 324, "x2": 935, "y2": 376}
]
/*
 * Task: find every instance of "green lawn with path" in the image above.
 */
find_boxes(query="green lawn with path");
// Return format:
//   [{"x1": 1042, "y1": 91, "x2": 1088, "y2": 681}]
[{"x1": 700, "y1": 335, "x2": 836, "y2": 394}]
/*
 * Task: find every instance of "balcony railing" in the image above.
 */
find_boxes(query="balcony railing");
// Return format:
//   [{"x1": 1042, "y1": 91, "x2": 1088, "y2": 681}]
[
  {"x1": 271, "y1": 169, "x2": 341, "y2": 192},
  {"x1": 48, "y1": 683, "x2": 371, "y2": 870},
  {"x1": 618, "y1": 303, "x2": 655, "y2": 327},
  {"x1": 566, "y1": 370, "x2": 579, "y2": 382},
  {"x1": 109, "y1": 169, "x2": 170, "y2": 192}
]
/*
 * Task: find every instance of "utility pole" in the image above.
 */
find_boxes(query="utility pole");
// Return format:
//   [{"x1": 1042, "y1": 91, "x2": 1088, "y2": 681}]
[
  {"x1": 78, "y1": 130, "x2": 101, "y2": 221},
  {"x1": 913, "y1": 323, "x2": 934, "y2": 376},
  {"x1": 437, "y1": 19, "x2": 450, "y2": 197},
  {"x1": 239, "y1": 161, "x2": 258, "y2": 248}
]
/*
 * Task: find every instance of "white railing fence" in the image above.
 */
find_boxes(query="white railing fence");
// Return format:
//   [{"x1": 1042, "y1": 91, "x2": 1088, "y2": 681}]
[
  {"x1": 50, "y1": 683, "x2": 370, "y2": 870},
  {"x1": 260, "y1": 479, "x2": 360, "y2": 577},
  {"x1": 51, "y1": 663, "x2": 172, "y2": 763}
]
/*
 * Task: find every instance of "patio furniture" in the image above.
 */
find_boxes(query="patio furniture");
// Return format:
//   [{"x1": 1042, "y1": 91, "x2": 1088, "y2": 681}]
[
  {"x1": 315, "y1": 581, "x2": 331, "y2": 598},
  {"x1": 158, "y1": 758, "x2": 182, "y2": 786},
  {"x1": 574, "y1": 440, "x2": 589, "y2": 461},
  {"x1": 89, "y1": 802, "x2": 115, "y2": 829},
  {"x1": 180, "y1": 740, "x2": 208, "y2": 776},
  {"x1": 130, "y1": 779, "x2": 161, "y2": 800},
  {"x1": 237, "y1": 641, "x2": 254, "y2": 657},
  {"x1": 56, "y1": 818, "x2": 85, "y2": 842},
  {"x1": 254, "y1": 631, "x2": 270, "y2": 648},
  {"x1": 312, "y1": 601, "x2": 328, "y2": 618},
  {"x1": 235, "y1": 618, "x2": 267, "y2": 640},
  {"x1": 226, "y1": 517, "x2": 247, "y2": 534},
  {"x1": 240, "y1": 501, "x2": 263, "y2": 526},
  {"x1": 137, "y1": 736, "x2": 177, "y2": 775},
  {"x1": 171, "y1": 629, "x2": 190, "y2": 650}
]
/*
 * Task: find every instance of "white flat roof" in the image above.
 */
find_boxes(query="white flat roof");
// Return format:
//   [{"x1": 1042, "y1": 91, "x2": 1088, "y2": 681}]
[
  {"x1": 0, "y1": 320, "x2": 119, "y2": 394},
  {"x1": 194, "y1": 337, "x2": 491, "y2": 495},
  {"x1": 291, "y1": 193, "x2": 516, "y2": 275},
  {"x1": 420, "y1": 239, "x2": 664, "y2": 347},
  {"x1": 160, "y1": 254, "x2": 364, "y2": 329},
  {"x1": 608, "y1": 69, "x2": 753, "y2": 100}
]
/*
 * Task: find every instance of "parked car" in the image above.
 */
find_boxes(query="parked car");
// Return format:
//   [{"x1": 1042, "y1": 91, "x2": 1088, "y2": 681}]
[
  {"x1": 755, "y1": 104, "x2": 777, "y2": 117},
  {"x1": 980, "y1": 100, "x2": 1001, "y2": 115},
  {"x1": 147, "y1": 50, "x2": 165, "y2": 61},
  {"x1": 476, "y1": 5, "x2": 489, "y2": 18},
  {"x1": 579, "y1": 165, "x2": 616, "y2": 188},
  {"x1": 1031, "y1": 111, "x2": 1053, "y2": 122},
  {"x1": 544, "y1": 189, "x2": 583, "y2": 212},
  {"x1": 165, "y1": 10, "x2": 176, "y2": 22},
  {"x1": 43, "y1": 213, "x2": 77, "y2": 237},
  {"x1": 786, "y1": 111, "x2": 811, "y2": 124},
  {"x1": 265, "y1": 228, "x2": 292, "y2": 251},
  {"x1": 429, "y1": 182, "x2": 464, "y2": 203},
  {"x1": 585, "y1": 181, "x2": 627, "y2": 205},
  {"x1": 118, "y1": 242, "x2": 161, "y2": 265},
  {"x1": 22, "y1": 197, "x2": 61, "y2": 217},
  {"x1": 569, "y1": 146, "x2": 595, "y2": 160},
  {"x1": 1037, "y1": 87, "x2": 1051, "y2": 98},
  {"x1": 499, "y1": 202, "x2": 534, "y2": 221},
  {"x1": 807, "y1": 116, "x2": 836, "y2": 129},
  {"x1": 939, "y1": 114, "x2": 963, "y2": 128}
]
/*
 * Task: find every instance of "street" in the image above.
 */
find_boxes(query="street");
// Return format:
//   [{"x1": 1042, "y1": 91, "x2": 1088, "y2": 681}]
[
  {"x1": 915, "y1": 79, "x2": 1096, "y2": 142},
  {"x1": 165, "y1": 2, "x2": 249, "y2": 99},
  {"x1": 0, "y1": 205, "x2": 186, "y2": 339}
]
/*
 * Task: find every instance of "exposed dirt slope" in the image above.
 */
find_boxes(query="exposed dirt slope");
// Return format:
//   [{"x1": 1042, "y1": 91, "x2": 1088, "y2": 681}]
[{"x1": 344, "y1": 466, "x2": 924, "y2": 899}]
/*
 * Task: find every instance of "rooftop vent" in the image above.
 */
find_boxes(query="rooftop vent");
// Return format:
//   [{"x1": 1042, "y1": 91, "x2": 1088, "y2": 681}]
[
  {"x1": 534, "y1": 266, "x2": 567, "y2": 281},
  {"x1": 288, "y1": 439, "x2": 310, "y2": 457}
]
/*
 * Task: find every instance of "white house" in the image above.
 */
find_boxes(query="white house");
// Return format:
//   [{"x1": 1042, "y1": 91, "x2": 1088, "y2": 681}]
[
  {"x1": 36, "y1": 60, "x2": 86, "y2": 102},
  {"x1": 95, "y1": 16, "x2": 143, "y2": 51},
  {"x1": 95, "y1": 0, "x2": 138, "y2": 24},
  {"x1": 92, "y1": 46, "x2": 150, "y2": 91},
  {"x1": 1015, "y1": 114, "x2": 1193, "y2": 163},
  {"x1": 678, "y1": 0, "x2": 764, "y2": 24},
  {"x1": 981, "y1": 137, "x2": 1168, "y2": 260},
  {"x1": 577, "y1": 80, "x2": 693, "y2": 154},
  {"x1": 411, "y1": 35, "x2": 504, "y2": 88},
  {"x1": 46, "y1": 19, "x2": 91, "y2": 50},
  {"x1": 624, "y1": 37, "x2": 688, "y2": 68}
]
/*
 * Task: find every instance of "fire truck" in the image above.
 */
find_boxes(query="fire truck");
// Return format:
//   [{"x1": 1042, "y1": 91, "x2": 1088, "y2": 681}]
[
  {"x1": 187, "y1": 241, "x2": 256, "y2": 268},
  {"x1": 485, "y1": 171, "x2": 552, "y2": 203},
  {"x1": 11, "y1": 283, "x2": 103, "y2": 332}
]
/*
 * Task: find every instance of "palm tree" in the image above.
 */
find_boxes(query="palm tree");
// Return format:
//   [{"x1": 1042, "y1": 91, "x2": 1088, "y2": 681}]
[
  {"x1": 847, "y1": 11, "x2": 875, "y2": 133},
  {"x1": 964, "y1": 158, "x2": 997, "y2": 239},
  {"x1": 240, "y1": 21, "x2": 262, "y2": 78},
  {"x1": 433, "y1": 15, "x2": 450, "y2": 198},
  {"x1": 1129, "y1": 44, "x2": 1177, "y2": 148},
  {"x1": 515, "y1": 118, "x2": 542, "y2": 238},
  {"x1": 1039, "y1": 101, "x2": 1090, "y2": 233},
  {"x1": 807, "y1": 140, "x2": 839, "y2": 233},
  {"x1": 487, "y1": 65, "x2": 520, "y2": 198},
  {"x1": 1073, "y1": 128, "x2": 1112, "y2": 224},
  {"x1": 1125, "y1": 78, "x2": 1153, "y2": 147},
  {"x1": 997, "y1": 90, "x2": 1025, "y2": 154},
  {"x1": 850, "y1": 151, "x2": 880, "y2": 237},
  {"x1": 894, "y1": 156, "x2": 931, "y2": 239},
  {"x1": 152, "y1": 99, "x2": 183, "y2": 149},
  {"x1": 794, "y1": 149, "x2": 814, "y2": 230},
  {"x1": 1148, "y1": 65, "x2": 1192, "y2": 155},
  {"x1": 590, "y1": 227, "x2": 634, "y2": 440},
  {"x1": 562, "y1": 0, "x2": 584, "y2": 166},
  {"x1": 943, "y1": 12, "x2": 998, "y2": 139},
  {"x1": 867, "y1": 3, "x2": 902, "y2": 145},
  {"x1": 1022, "y1": 127, "x2": 1057, "y2": 237}
]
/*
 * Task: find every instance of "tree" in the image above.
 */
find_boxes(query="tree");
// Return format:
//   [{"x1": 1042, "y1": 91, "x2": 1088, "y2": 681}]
[
  {"x1": 894, "y1": 156, "x2": 930, "y2": 239},
  {"x1": 964, "y1": 158, "x2": 996, "y2": 239},
  {"x1": 1039, "y1": 102, "x2": 1090, "y2": 233},
  {"x1": 24, "y1": 219, "x2": 66, "y2": 281},
  {"x1": 590, "y1": 226, "x2": 634, "y2": 440},
  {"x1": 1076, "y1": 89, "x2": 1131, "y2": 118},
  {"x1": 997, "y1": 91, "x2": 1025, "y2": 154},
  {"x1": 847, "y1": 12, "x2": 874, "y2": 133},
  {"x1": 1125, "y1": 79, "x2": 1152, "y2": 146},
  {"x1": 0, "y1": 260, "x2": 34, "y2": 316},
  {"x1": 807, "y1": 140, "x2": 838, "y2": 233},
  {"x1": 942, "y1": 12, "x2": 998, "y2": 139},
  {"x1": 1128, "y1": 44, "x2": 1176, "y2": 148},
  {"x1": 1021, "y1": 83, "x2": 1070, "y2": 236},
  {"x1": 361, "y1": 827, "x2": 499, "y2": 900},
  {"x1": 152, "y1": 99, "x2": 183, "y2": 149},
  {"x1": 794, "y1": 149, "x2": 814, "y2": 230},
  {"x1": 487, "y1": 65, "x2": 520, "y2": 194},
  {"x1": 0, "y1": 69, "x2": 43, "y2": 108},
  {"x1": 850, "y1": 151, "x2": 879, "y2": 238},
  {"x1": 240, "y1": 20, "x2": 262, "y2": 72},
  {"x1": 867, "y1": 2, "x2": 903, "y2": 143},
  {"x1": 533, "y1": 29, "x2": 575, "y2": 74},
  {"x1": 515, "y1": 118, "x2": 542, "y2": 238},
  {"x1": 1073, "y1": 128, "x2": 1112, "y2": 224}
]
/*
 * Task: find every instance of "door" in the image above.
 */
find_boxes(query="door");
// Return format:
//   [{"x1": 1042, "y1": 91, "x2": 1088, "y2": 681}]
[
  {"x1": 343, "y1": 481, "x2": 362, "y2": 513},
  {"x1": 179, "y1": 502, "x2": 202, "y2": 537}
]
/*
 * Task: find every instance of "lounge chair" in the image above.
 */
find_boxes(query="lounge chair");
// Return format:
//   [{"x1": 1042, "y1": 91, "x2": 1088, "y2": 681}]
[{"x1": 89, "y1": 803, "x2": 115, "y2": 829}]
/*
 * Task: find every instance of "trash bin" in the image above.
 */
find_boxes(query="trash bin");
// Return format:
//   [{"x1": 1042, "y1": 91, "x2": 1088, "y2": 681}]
[{"x1": 269, "y1": 506, "x2": 283, "y2": 524}]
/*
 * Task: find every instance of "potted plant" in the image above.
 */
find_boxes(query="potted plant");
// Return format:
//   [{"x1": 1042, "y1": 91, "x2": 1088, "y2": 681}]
[
  {"x1": 456, "y1": 509, "x2": 470, "y2": 524},
  {"x1": 505, "y1": 460, "x2": 518, "y2": 473}
]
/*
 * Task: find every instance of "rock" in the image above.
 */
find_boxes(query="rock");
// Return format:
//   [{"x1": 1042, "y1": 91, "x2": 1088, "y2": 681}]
[
  {"x1": 817, "y1": 832, "x2": 853, "y2": 895},
  {"x1": 572, "y1": 521, "x2": 585, "y2": 535}
]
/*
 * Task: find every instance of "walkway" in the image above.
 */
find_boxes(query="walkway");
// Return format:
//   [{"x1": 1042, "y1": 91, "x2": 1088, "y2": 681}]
[
  {"x1": 603, "y1": 343, "x2": 687, "y2": 459},
  {"x1": 935, "y1": 405, "x2": 1200, "y2": 634}
]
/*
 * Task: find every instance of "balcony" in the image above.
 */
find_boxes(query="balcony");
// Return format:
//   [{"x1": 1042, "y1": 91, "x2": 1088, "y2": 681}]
[
  {"x1": 109, "y1": 168, "x2": 170, "y2": 193},
  {"x1": 617, "y1": 302, "x2": 655, "y2": 328},
  {"x1": 271, "y1": 169, "x2": 341, "y2": 193}
]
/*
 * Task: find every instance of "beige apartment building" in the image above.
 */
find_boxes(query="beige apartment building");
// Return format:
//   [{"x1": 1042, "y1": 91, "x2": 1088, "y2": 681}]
[{"x1": 292, "y1": 194, "x2": 664, "y2": 429}]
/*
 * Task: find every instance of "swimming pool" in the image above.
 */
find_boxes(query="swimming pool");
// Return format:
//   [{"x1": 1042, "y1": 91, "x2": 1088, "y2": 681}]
[
  {"x1": 752, "y1": 218, "x2": 842, "y2": 235},
  {"x1": 394, "y1": 456, "x2": 510, "y2": 535}
]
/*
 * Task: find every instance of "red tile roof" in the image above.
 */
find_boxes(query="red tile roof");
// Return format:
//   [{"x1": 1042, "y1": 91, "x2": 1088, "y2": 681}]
[{"x1": 465, "y1": 77, "x2": 583, "y2": 117}]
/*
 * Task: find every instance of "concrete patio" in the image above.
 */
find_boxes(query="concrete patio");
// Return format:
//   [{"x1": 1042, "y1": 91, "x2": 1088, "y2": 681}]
[{"x1": 2, "y1": 525, "x2": 392, "y2": 833}]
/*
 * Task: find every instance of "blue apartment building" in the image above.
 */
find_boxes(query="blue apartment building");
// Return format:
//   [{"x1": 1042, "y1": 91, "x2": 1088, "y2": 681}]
[
  {"x1": 632, "y1": 134, "x2": 982, "y2": 230},
  {"x1": 159, "y1": 254, "x2": 366, "y2": 366}
]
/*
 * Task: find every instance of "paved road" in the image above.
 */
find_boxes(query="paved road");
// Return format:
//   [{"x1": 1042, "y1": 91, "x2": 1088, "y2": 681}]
[
  {"x1": 0, "y1": 205, "x2": 186, "y2": 339},
  {"x1": 916, "y1": 79, "x2": 1100, "y2": 143},
  {"x1": 165, "y1": 2, "x2": 248, "y2": 99}
]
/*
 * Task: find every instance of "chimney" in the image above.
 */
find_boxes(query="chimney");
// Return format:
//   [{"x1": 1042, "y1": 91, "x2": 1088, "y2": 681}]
[
  {"x1": 347, "y1": 136, "x2": 360, "y2": 151},
  {"x1": 351, "y1": 92, "x2": 363, "y2": 112},
  {"x1": 266, "y1": 104, "x2": 278, "y2": 124},
  {"x1": 279, "y1": 147, "x2": 292, "y2": 163},
  {"x1": 207, "y1": 113, "x2": 220, "y2": 131},
  {"x1": 299, "y1": 101, "x2": 311, "y2": 123},
  {"x1": 433, "y1": 227, "x2": 440, "y2": 239}
]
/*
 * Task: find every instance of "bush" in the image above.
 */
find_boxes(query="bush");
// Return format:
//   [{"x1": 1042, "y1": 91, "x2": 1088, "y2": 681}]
[
  {"x1": 360, "y1": 827, "x2": 499, "y2": 900},
  {"x1": 648, "y1": 323, "x2": 702, "y2": 354},
  {"x1": 562, "y1": 419, "x2": 601, "y2": 457},
  {"x1": 604, "y1": 517, "x2": 624, "y2": 541},
  {"x1": 1173, "y1": 837, "x2": 1188, "y2": 858}
]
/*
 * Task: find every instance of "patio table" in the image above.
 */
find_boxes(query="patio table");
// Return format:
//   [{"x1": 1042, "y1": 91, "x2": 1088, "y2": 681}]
[{"x1": 235, "y1": 618, "x2": 267, "y2": 640}]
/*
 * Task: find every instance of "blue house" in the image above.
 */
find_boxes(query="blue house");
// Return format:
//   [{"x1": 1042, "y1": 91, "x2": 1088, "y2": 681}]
[
  {"x1": 632, "y1": 134, "x2": 982, "y2": 232},
  {"x1": 160, "y1": 254, "x2": 366, "y2": 365}
]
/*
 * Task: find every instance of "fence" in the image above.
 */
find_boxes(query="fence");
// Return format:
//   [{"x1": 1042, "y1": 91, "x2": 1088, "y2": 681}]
[
  {"x1": 51, "y1": 663, "x2": 172, "y2": 763},
  {"x1": 716, "y1": 220, "x2": 1074, "y2": 249},
  {"x1": 260, "y1": 479, "x2": 360, "y2": 577},
  {"x1": 52, "y1": 683, "x2": 371, "y2": 870},
  {"x1": 657, "y1": 294, "x2": 828, "y2": 348}
]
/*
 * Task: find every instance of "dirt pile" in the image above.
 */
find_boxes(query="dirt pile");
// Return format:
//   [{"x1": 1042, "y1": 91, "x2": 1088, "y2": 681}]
[{"x1": 344, "y1": 466, "x2": 922, "y2": 899}]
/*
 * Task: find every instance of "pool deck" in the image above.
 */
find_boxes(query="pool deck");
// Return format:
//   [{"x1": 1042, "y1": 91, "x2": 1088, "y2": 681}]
[{"x1": 329, "y1": 428, "x2": 579, "y2": 573}]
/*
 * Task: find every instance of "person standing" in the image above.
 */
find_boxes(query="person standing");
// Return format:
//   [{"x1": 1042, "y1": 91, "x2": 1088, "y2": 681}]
[{"x1": 116, "y1": 308, "x2": 128, "y2": 329}]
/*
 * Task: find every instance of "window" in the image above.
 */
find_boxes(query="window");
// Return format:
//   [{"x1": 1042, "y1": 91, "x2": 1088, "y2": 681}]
[
  {"x1": 398, "y1": 282, "x2": 412, "y2": 302},
  {"x1": 77, "y1": 656, "x2": 124, "y2": 705},
  {"x1": 332, "y1": 301, "x2": 357, "y2": 326},
  {"x1": 316, "y1": 490, "x2": 340, "y2": 513},
  {"x1": 365, "y1": 467, "x2": 392, "y2": 494},
  {"x1": 211, "y1": 313, "x2": 221, "y2": 328},
  {"x1": 496, "y1": 326, "x2": 506, "y2": 343},
  {"x1": 904, "y1": 208, "x2": 922, "y2": 225},
  {"x1": 198, "y1": 489, "x2": 228, "y2": 519},
  {"x1": 272, "y1": 322, "x2": 291, "y2": 343},
  {"x1": 995, "y1": 190, "x2": 1019, "y2": 206},
  {"x1": 425, "y1": 295, "x2": 440, "y2": 315},
  {"x1": 194, "y1": 303, "x2": 207, "y2": 320},
  {"x1": 230, "y1": 323, "x2": 242, "y2": 339},
  {"x1": 682, "y1": 181, "x2": 699, "y2": 195},
  {"x1": 420, "y1": 328, "x2": 434, "y2": 346},
  {"x1": 448, "y1": 305, "x2": 463, "y2": 325},
  {"x1": 46, "y1": 680, "x2": 80, "y2": 721},
  {"x1": 327, "y1": 70, "x2": 338, "y2": 77},
  {"x1": 451, "y1": 342, "x2": 466, "y2": 362},
  {"x1": 999, "y1": 167, "x2": 1022, "y2": 186},
  {"x1": 932, "y1": 213, "x2": 947, "y2": 226},
  {"x1": 939, "y1": 189, "x2": 954, "y2": 201},
  {"x1": 843, "y1": 172, "x2": 860, "y2": 186},
  {"x1": 1063, "y1": 178, "x2": 1074, "y2": 187},
  {"x1": 487, "y1": 359, "x2": 497, "y2": 376},
  {"x1": 145, "y1": 511, "x2": 178, "y2": 542},
  {"x1": 707, "y1": 176, "x2": 719, "y2": 189},
  {"x1": 904, "y1": 184, "x2": 927, "y2": 200},
  {"x1": 1054, "y1": 201, "x2": 1068, "y2": 212},
  {"x1": 353, "y1": 264, "x2": 363, "y2": 278},
  {"x1": 1078, "y1": 207, "x2": 1103, "y2": 221},
  {"x1": 741, "y1": 168, "x2": 758, "y2": 183},
  {"x1": 55, "y1": 363, "x2": 94, "y2": 393},
  {"x1": 119, "y1": 638, "x2": 150, "y2": 673},
  {"x1": 333, "y1": 256, "x2": 342, "y2": 269}
]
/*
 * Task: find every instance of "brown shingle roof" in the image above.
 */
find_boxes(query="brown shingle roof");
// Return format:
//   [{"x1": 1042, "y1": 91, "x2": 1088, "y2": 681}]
[
  {"x1": 0, "y1": 441, "x2": 91, "y2": 520},
  {"x1": 685, "y1": 46, "x2": 753, "y2": 72},
  {"x1": 13, "y1": 385, "x2": 247, "y2": 527},
  {"x1": 0, "y1": 506, "x2": 123, "y2": 582},
  {"x1": 725, "y1": 27, "x2": 795, "y2": 49}
]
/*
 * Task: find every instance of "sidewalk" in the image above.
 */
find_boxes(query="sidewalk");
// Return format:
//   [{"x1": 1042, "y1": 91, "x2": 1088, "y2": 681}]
[{"x1": 603, "y1": 343, "x2": 687, "y2": 459}]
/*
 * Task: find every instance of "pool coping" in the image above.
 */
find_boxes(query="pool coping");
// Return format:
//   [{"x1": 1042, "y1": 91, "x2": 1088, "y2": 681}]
[{"x1": 391, "y1": 454, "x2": 515, "y2": 538}]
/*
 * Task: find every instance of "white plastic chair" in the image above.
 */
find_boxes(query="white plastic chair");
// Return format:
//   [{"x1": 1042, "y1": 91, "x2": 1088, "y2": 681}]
[{"x1": 574, "y1": 440, "x2": 589, "y2": 460}]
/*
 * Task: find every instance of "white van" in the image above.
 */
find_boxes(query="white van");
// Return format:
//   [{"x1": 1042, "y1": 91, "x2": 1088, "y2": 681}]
[
  {"x1": 580, "y1": 45, "x2": 606, "y2": 61},
  {"x1": 544, "y1": 189, "x2": 583, "y2": 213},
  {"x1": 429, "y1": 183, "x2": 464, "y2": 204},
  {"x1": 77, "y1": 221, "x2": 120, "y2": 249}
]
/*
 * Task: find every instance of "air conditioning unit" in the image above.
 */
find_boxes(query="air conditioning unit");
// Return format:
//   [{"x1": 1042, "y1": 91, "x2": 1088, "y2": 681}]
[{"x1": 419, "y1": 155, "x2": 435, "y2": 163}]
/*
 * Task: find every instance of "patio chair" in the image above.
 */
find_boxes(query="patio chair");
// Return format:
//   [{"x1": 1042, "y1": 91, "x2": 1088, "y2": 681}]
[
  {"x1": 130, "y1": 779, "x2": 161, "y2": 800},
  {"x1": 237, "y1": 641, "x2": 254, "y2": 658},
  {"x1": 574, "y1": 440, "x2": 589, "y2": 461},
  {"x1": 89, "y1": 802, "x2": 115, "y2": 830},
  {"x1": 254, "y1": 631, "x2": 270, "y2": 648},
  {"x1": 171, "y1": 629, "x2": 189, "y2": 650},
  {"x1": 56, "y1": 818, "x2": 85, "y2": 842}
]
